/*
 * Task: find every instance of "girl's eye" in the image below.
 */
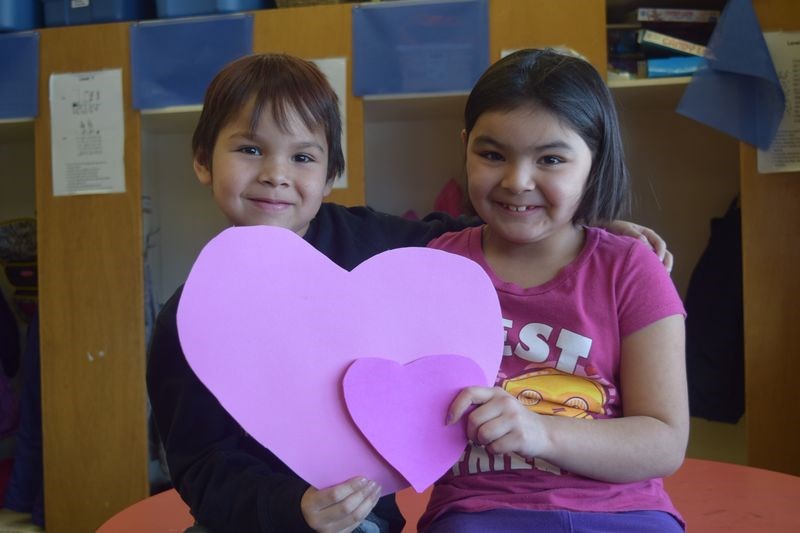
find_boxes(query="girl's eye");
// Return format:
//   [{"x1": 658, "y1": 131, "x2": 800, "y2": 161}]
[
  {"x1": 238, "y1": 146, "x2": 262, "y2": 156},
  {"x1": 293, "y1": 153, "x2": 315, "y2": 163},
  {"x1": 540, "y1": 155, "x2": 565, "y2": 166}
]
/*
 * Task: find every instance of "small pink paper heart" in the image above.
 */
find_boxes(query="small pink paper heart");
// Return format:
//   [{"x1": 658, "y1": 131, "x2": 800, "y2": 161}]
[{"x1": 343, "y1": 355, "x2": 487, "y2": 492}]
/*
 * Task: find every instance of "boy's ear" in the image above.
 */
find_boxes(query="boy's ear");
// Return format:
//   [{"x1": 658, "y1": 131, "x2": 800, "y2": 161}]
[
  {"x1": 193, "y1": 156, "x2": 212, "y2": 186},
  {"x1": 323, "y1": 179, "x2": 334, "y2": 197},
  {"x1": 461, "y1": 129, "x2": 468, "y2": 146}
]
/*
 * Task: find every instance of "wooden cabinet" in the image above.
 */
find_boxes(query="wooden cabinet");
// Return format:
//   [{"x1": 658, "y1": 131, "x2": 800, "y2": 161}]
[
  {"x1": 0, "y1": 121, "x2": 35, "y2": 305},
  {"x1": 743, "y1": 0, "x2": 800, "y2": 477},
  {"x1": 35, "y1": 22, "x2": 149, "y2": 533},
  {"x1": 1, "y1": 0, "x2": 794, "y2": 530}
]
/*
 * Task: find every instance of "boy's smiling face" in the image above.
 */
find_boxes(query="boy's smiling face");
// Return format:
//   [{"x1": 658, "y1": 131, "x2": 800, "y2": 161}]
[{"x1": 194, "y1": 99, "x2": 332, "y2": 236}]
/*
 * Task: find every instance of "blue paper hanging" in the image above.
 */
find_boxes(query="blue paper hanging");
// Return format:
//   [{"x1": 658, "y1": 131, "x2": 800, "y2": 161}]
[
  {"x1": 0, "y1": 32, "x2": 39, "y2": 120},
  {"x1": 676, "y1": 0, "x2": 784, "y2": 150},
  {"x1": 130, "y1": 14, "x2": 253, "y2": 109},
  {"x1": 353, "y1": 0, "x2": 489, "y2": 96}
]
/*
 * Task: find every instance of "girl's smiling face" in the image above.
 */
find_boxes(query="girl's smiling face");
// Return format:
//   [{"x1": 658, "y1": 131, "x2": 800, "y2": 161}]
[
  {"x1": 194, "y1": 99, "x2": 332, "y2": 236},
  {"x1": 465, "y1": 104, "x2": 593, "y2": 249}
]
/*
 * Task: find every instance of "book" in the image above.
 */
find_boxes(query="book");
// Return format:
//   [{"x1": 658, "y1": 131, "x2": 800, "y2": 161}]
[
  {"x1": 637, "y1": 29, "x2": 707, "y2": 57},
  {"x1": 628, "y1": 8, "x2": 720, "y2": 23},
  {"x1": 638, "y1": 55, "x2": 705, "y2": 78},
  {"x1": 608, "y1": 23, "x2": 642, "y2": 56}
]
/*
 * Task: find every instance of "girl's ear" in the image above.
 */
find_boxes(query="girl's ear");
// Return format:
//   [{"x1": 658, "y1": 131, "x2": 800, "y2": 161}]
[
  {"x1": 461, "y1": 129, "x2": 468, "y2": 146},
  {"x1": 193, "y1": 156, "x2": 212, "y2": 186}
]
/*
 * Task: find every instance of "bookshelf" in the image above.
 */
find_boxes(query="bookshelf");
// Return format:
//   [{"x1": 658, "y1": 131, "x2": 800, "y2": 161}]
[
  {"x1": 606, "y1": 0, "x2": 725, "y2": 82},
  {"x1": 0, "y1": 118, "x2": 36, "y2": 369},
  {"x1": 609, "y1": 76, "x2": 691, "y2": 109},
  {"x1": 607, "y1": 76, "x2": 691, "y2": 88},
  {"x1": 607, "y1": 0, "x2": 728, "y2": 22}
]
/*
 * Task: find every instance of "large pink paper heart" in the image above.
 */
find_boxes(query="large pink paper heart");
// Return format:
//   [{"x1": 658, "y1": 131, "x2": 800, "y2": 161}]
[
  {"x1": 177, "y1": 225, "x2": 502, "y2": 493},
  {"x1": 343, "y1": 354, "x2": 487, "y2": 492}
]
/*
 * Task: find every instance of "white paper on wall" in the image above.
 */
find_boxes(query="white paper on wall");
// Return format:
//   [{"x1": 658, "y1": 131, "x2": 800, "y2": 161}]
[
  {"x1": 758, "y1": 32, "x2": 800, "y2": 174},
  {"x1": 49, "y1": 69, "x2": 126, "y2": 196}
]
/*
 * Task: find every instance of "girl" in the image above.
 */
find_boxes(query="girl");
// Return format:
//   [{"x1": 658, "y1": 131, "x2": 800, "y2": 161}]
[{"x1": 421, "y1": 49, "x2": 688, "y2": 532}]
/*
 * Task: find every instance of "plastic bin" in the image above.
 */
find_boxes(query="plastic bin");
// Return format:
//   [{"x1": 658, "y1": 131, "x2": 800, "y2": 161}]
[
  {"x1": 0, "y1": 0, "x2": 42, "y2": 32},
  {"x1": 42, "y1": 0, "x2": 155, "y2": 27},
  {"x1": 0, "y1": 33, "x2": 39, "y2": 119},
  {"x1": 131, "y1": 14, "x2": 254, "y2": 109},
  {"x1": 156, "y1": 0, "x2": 273, "y2": 19},
  {"x1": 353, "y1": 0, "x2": 489, "y2": 95}
]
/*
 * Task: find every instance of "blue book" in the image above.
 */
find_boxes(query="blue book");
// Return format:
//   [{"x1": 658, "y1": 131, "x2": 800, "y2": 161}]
[{"x1": 641, "y1": 55, "x2": 705, "y2": 77}]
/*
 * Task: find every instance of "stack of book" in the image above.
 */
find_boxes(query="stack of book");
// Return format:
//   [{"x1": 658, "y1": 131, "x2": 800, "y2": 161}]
[{"x1": 608, "y1": 7, "x2": 719, "y2": 80}]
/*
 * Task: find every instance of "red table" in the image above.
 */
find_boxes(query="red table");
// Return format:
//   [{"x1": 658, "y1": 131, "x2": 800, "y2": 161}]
[
  {"x1": 663, "y1": 458, "x2": 800, "y2": 531},
  {"x1": 96, "y1": 488, "x2": 192, "y2": 532},
  {"x1": 397, "y1": 458, "x2": 800, "y2": 532},
  {"x1": 97, "y1": 458, "x2": 800, "y2": 532}
]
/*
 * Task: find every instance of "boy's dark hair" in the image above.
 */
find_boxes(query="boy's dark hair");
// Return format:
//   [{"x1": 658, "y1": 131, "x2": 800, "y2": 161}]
[
  {"x1": 463, "y1": 48, "x2": 630, "y2": 224},
  {"x1": 192, "y1": 53, "x2": 344, "y2": 184}
]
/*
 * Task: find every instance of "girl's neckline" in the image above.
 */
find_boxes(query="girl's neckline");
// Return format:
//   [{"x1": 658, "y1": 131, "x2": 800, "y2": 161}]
[{"x1": 468, "y1": 225, "x2": 599, "y2": 295}]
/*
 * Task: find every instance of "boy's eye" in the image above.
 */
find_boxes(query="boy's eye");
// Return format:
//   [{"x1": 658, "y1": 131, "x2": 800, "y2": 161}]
[
  {"x1": 478, "y1": 150, "x2": 504, "y2": 162},
  {"x1": 293, "y1": 153, "x2": 315, "y2": 163},
  {"x1": 238, "y1": 146, "x2": 262, "y2": 156}
]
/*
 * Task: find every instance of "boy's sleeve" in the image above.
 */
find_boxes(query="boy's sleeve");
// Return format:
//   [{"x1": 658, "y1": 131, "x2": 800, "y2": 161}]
[
  {"x1": 361, "y1": 206, "x2": 479, "y2": 248},
  {"x1": 146, "y1": 288, "x2": 315, "y2": 533}
]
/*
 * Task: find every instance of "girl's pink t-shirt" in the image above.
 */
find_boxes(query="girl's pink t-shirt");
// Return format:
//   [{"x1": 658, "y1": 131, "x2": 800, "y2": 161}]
[{"x1": 420, "y1": 226, "x2": 686, "y2": 529}]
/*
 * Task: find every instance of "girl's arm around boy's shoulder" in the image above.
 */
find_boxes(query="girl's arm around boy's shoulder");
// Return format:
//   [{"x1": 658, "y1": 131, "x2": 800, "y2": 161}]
[{"x1": 599, "y1": 219, "x2": 674, "y2": 272}]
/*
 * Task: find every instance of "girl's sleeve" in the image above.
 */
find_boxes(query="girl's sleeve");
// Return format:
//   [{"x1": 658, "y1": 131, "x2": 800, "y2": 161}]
[{"x1": 616, "y1": 240, "x2": 686, "y2": 339}]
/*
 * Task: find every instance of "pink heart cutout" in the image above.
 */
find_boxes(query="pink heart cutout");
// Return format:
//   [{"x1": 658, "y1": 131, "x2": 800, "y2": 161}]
[
  {"x1": 343, "y1": 355, "x2": 487, "y2": 492},
  {"x1": 177, "y1": 226, "x2": 503, "y2": 493}
]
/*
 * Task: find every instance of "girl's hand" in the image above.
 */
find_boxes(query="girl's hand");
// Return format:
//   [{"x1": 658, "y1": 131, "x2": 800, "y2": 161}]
[
  {"x1": 602, "y1": 220, "x2": 674, "y2": 273},
  {"x1": 301, "y1": 477, "x2": 382, "y2": 533},
  {"x1": 447, "y1": 386, "x2": 548, "y2": 459}
]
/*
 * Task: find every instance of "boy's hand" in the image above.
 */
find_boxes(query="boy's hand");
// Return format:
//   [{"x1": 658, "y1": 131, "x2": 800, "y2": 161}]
[
  {"x1": 301, "y1": 477, "x2": 382, "y2": 533},
  {"x1": 602, "y1": 220, "x2": 674, "y2": 273}
]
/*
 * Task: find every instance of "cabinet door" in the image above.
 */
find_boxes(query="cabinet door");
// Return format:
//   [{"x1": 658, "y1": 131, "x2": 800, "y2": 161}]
[
  {"x1": 743, "y1": 0, "x2": 800, "y2": 477},
  {"x1": 36, "y1": 22, "x2": 148, "y2": 533},
  {"x1": 490, "y1": 0, "x2": 606, "y2": 73}
]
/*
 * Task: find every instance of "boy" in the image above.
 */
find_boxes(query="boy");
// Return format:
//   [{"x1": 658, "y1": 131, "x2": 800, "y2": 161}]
[{"x1": 147, "y1": 53, "x2": 670, "y2": 532}]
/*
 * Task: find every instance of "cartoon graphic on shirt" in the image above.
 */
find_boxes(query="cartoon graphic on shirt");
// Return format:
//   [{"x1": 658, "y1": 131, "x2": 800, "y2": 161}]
[{"x1": 502, "y1": 368, "x2": 607, "y2": 419}]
